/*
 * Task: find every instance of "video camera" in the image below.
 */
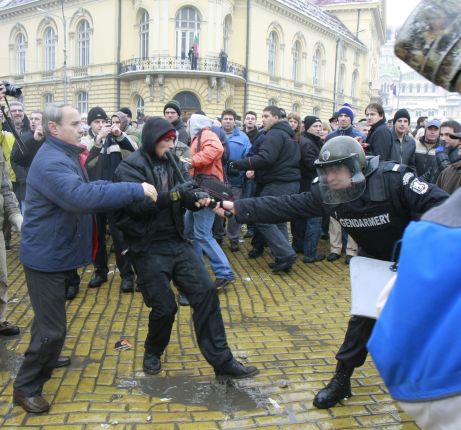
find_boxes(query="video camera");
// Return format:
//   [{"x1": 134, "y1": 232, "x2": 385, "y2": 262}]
[{"x1": 0, "y1": 81, "x2": 22, "y2": 99}]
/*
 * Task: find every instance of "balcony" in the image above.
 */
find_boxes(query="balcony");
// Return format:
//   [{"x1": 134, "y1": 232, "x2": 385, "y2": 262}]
[
  {"x1": 120, "y1": 56, "x2": 246, "y2": 81},
  {"x1": 42, "y1": 70, "x2": 55, "y2": 80},
  {"x1": 72, "y1": 67, "x2": 89, "y2": 78}
]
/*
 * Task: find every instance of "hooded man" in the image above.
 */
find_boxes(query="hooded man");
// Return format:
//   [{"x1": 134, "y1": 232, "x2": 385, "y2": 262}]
[{"x1": 114, "y1": 116, "x2": 258, "y2": 380}]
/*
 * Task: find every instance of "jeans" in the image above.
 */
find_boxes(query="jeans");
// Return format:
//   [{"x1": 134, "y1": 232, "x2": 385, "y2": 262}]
[
  {"x1": 184, "y1": 208, "x2": 234, "y2": 280},
  {"x1": 304, "y1": 217, "x2": 323, "y2": 258}
]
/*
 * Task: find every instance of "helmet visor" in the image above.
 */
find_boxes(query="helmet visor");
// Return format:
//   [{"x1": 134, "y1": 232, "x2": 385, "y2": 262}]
[{"x1": 316, "y1": 156, "x2": 366, "y2": 204}]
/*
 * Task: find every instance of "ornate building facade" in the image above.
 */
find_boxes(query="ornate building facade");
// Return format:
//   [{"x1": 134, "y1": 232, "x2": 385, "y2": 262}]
[{"x1": 0, "y1": 0, "x2": 385, "y2": 120}]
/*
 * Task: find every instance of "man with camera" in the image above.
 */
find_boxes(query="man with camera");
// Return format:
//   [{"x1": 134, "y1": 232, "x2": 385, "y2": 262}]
[
  {"x1": 82, "y1": 107, "x2": 138, "y2": 293},
  {"x1": 114, "y1": 116, "x2": 259, "y2": 380},
  {"x1": 0, "y1": 82, "x2": 23, "y2": 337}
]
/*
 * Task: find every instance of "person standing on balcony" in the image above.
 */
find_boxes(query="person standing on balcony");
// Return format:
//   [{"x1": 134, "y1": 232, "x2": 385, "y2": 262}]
[
  {"x1": 188, "y1": 48, "x2": 197, "y2": 70},
  {"x1": 219, "y1": 50, "x2": 228, "y2": 72}
]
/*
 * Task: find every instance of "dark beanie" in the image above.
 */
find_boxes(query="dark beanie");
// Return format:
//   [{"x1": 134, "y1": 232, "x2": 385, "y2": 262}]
[
  {"x1": 119, "y1": 107, "x2": 133, "y2": 118},
  {"x1": 163, "y1": 100, "x2": 181, "y2": 116},
  {"x1": 304, "y1": 116, "x2": 322, "y2": 131},
  {"x1": 393, "y1": 108, "x2": 411, "y2": 124},
  {"x1": 87, "y1": 106, "x2": 107, "y2": 125}
]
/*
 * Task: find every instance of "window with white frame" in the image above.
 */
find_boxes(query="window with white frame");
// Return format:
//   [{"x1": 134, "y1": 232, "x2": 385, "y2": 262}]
[
  {"x1": 351, "y1": 69, "x2": 359, "y2": 98},
  {"x1": 313, "y1": 48, "x2": 321, "y2": 87},
  {"x1": 44, "y1": 93, "x2": 54, "y2": 106},
  {"x1": 268, "y1": 31, "x2": 278, "y2": 77},
  {"x1": 16, "y1": 33, "x2": 27, "y2": 75},
  {"x1": 44, "y1": 27, "x2": 56, "y2": 71},
  {"x1": 76, "y1": 91, "x2": 88, "y2": 114},
  {"x1": 77, "y1": 20, "x2": 90, "y2": 67},
  {"x1": 292, "y1": 40, "x2": 301, "y2": 81},
  {"x1": 223, "y1": 15, "x2": 231, "y2": 53},
  {"x1": 139, "y1": 10, "x2": 149, "y2": 59},
  {"x1": 136, "y1": 96, "x2": 145, "y2": 114},
  {"x1": 175, "y1": 7, "x2": 200, "y2": 59}
]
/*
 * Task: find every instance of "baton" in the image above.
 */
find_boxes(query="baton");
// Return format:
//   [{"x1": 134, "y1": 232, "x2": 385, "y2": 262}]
[{"x1": 165, "y1": 151, "x2": 232, "y2": 218}]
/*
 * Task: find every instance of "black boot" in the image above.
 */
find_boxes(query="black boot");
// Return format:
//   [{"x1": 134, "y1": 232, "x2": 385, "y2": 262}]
[
  {"x1": 66, "y1": 284, "x2": 79, "y2": 300},
  {"x1": 313, "y1": 362, "x2": 353, "y2": 409},
  {"x1": 271, "y1": 255, "x2": 297, "y2": 273},
  {"x1": 120, "y1": 277, "x2": 134, "y2": 293},
  {"x1": 88, "y1": 271, "x2": 108, "y2": 288}
]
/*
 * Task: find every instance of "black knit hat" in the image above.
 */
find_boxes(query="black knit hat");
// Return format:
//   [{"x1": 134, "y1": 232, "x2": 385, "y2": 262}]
[
  {"x1": 119, "y1": 107, "x2": 133, "y2": 119},
  {"x1": 87, "y1": 106, "x2": 108, "y2": 125},
  {"x1": 393, "y1": 108, "x2": 411, "y2": 124},
  {"x1": 163, "y1": 100, "x2": 181, "y2": 116},
  {"x1": 303, "y1": 115, "x2": 322, "y2": 131}
]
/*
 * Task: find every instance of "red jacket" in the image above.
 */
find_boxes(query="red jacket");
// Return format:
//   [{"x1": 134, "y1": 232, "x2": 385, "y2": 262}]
[{"x1": 190, "y1": 129, "x2": 224, "y2": 181}]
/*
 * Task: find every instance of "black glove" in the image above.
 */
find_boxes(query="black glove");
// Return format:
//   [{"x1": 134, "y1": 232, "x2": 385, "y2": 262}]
[
  {"x1": 227, "y1": 161, "x2": 241, "y2": 177},
  {"x1": 181, "y1": 189, "x2": 210, "y2": 211},
  {"x1": 170, "y1": 181, "x2": 198, "y2": 202}
]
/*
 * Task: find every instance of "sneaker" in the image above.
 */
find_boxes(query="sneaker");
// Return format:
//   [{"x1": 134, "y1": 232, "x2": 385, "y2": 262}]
[
  {"x1": 271, "y1": 255, "x2": 297, "y2": 273},
  {"x1": 214, "y1": 278, "x2": 234, "y2": 290},
  {"x1": 0, "y1": 321, "x2": 20, "y2": 336},
  {"x1": 88, "y1": 272, "x2": 108, "y2": 288},
  {"x1": 303, "y1": 254, "x2": 326, "y2": 263},
  {"x1": 326, "y1": 252, "x2": 341, "y2": 262},
  {"x1": 143, "y1": 353, "x2": 161, "y2": 375},
  {"x1": 229, "y1": 240, "x2": 239, "y2": 252},
  {"x1": 215, "y1": 358, "x2": 259, "y2": 379}
]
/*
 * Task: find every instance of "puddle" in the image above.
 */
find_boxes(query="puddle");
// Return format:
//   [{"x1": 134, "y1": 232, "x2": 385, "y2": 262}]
[{"x1": 118, "y1": 375, "x2": 270, "y2": 413}]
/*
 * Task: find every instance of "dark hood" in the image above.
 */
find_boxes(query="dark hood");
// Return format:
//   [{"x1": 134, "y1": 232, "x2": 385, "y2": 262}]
[
  {"x1": 141, "y1": 116, "x2": 175, "y2": 160},
  {"x1": 269, "y1": 120, "x2": 295, "y2": 137}
]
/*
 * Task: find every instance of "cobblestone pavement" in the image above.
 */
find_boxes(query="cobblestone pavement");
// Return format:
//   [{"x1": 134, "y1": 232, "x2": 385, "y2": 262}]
[{"x1": 0, "y1": 234, "x2": 420, "y2": 429}]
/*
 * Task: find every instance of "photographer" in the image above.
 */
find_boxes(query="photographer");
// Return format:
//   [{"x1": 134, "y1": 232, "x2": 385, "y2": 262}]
[
  {"x1": 114, "y1": 116, "x2": 258, "y2": 379},
  {"x1": 82, "y1": 107, "x2": 138, "y2": 293}
]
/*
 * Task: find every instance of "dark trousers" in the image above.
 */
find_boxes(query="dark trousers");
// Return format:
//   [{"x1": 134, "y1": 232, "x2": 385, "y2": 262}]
[
  {"x1": 132, "y1": 239, "x2": 233, "y2": 369},
  {"x1": 336, "y1": 315, "x2": 376, "y2": 368},
  {"x1": 14, "y1": 267, "x2": 73, "y2": 397},
  {"x1": 94, "y1": 212, "x2": 133, "y2": 279}
]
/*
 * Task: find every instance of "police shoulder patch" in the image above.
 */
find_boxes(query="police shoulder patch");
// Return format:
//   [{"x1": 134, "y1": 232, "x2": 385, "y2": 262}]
[
  {"x1": 402, "y1": 172, "x2": 415, "y2": 185},
  {"x1": 409, "y1": 177, "x2": 429, "y2": 195}
]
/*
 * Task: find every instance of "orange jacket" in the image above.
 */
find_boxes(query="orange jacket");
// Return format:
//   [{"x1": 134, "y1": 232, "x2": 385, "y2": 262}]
[{"x1": 190, "y1": 129, "x2": 224, "y2": 181}]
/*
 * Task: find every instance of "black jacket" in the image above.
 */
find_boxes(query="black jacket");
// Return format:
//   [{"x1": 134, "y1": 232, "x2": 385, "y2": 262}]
[
  {"x1": 232, "y1": 121, "x2": 301, "y2": 185},
  {"x1": 415, "y1": 137, "x2": 441, "y2": 183},
  {"x1": 172, "y1": 118, "x2": 189, "y2": 144},
  {"x1": 235, "y1": 158, "x2": 448, "y2": 261},
  {"x1": 366, "y1": 119, "x2": 394, "y2": 161},
  {"x1": 389, "y1": 130, "x2": 416, "y2": 170},
  {"x1": 11, "y1": 132, "x2": 45, "y2": 168},
  {"x1": 299, "y1": 131, "x2": 323, "y2": 192}
]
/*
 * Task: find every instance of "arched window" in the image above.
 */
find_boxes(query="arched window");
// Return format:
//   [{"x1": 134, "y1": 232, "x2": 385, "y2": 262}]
[
  {"x1": 339, "y1": 64, "x2": 346, "y2": 94},
  {"x1": 175, "y1": 7, "x2": 200, "y2": 59},
  {"x1": 16, "y1": 33, "x2": 27, "y2": 75},
  {"x1": 44, "y1": 27, "x2": 56, "y2": 71},
  {"x1": 268, "y1": 98, "x2": 277, "y2": 106},
  {"x1": 268, "y1": 31, "x2": 278, "y2": 77},
  {"x1": 292, "y1": 103, "x2": 300, "y2": 113},
  {"x1": 416, "y1": 83, "x2": 421, "y2": 93},
  {"x1": 351, "y1": 69, "x2": 359, "y2": 98},
  {"x1": 409, "y1": 83, "x2": 413, "y2": 93},
  {"x1": 139, "y1": 10, "x2": 149, "y2": 59},
  {"x1": 313, "y1": 48, "x2": 322, "y2": 87},
  {"x1": 173, "y1": 91, "x2": 201, "y2": 115},
  {"x1": 77, "y1": 20, "x2": 90, "y2": 67},
  {"x1": 313, "y1": 106, "x2": 320, "y2": 117},
  {"x1": 292, "y1": 40, "x2": 301, "y2": 81},
  {"x1": 76, "y1": 91, "x2": 88, "y2": 114},
  {"x1": 424, "y1": 83, "x2": 428, "y2": 93},
  {"x1": 43, "y1": 93, "x2": 54, "y2": 106},
  {"x1": 136, "y1": 95, "x2": 145, "y2": 114},
  {"x1": 223, "y1": 15, "x2": 231, "y2": 53},
  {"x1": 401, "y1": 83, "x2": 406, "y2": 93}
]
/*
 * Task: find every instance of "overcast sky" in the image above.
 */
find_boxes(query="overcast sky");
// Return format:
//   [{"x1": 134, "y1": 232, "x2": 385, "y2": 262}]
[{"x1": 386, "y1": 0, "x2": 422, "y2": 28}]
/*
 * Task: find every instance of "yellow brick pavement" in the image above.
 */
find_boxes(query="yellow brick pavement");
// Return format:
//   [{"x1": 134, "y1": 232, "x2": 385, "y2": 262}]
[{"x1": 0, "y1": 234, "x2": 420, "y2": 429}]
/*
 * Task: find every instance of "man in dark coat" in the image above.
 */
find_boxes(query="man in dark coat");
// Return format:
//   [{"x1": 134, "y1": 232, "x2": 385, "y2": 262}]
[
  {"x1": 365, "y1": 102, "x2": 394, "y2": 160},
  {"x1": 164, "y1": 100, "x2": 189, "y2": 144}
]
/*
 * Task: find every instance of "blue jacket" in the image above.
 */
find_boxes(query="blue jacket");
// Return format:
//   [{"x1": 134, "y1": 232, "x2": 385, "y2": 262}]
[
  {"x1": 225, "y1": 127, "x2": 251, "y2": 187},
  {"x1": 20, "y1": 136, "x2": 145, "y2": 272},
  {"x1": 368, "y1": 193, "x2": 461, "y2": 401},
  {"x1": 325, "y1": 125, "x2": 365, "y2": 142}
]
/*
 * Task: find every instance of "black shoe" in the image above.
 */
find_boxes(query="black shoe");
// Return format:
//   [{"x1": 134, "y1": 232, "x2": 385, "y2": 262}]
[
  {"x1": 345, "y1": 255, "x2": 354, "y2": 265},
  {"x1": 313, "y1": 362, "x2": 353, "y2": 409},
  {"x1": 248, "y1": 248, "x2": 264, "y2": 259},
  {"x1": 243, "y1": 230, "x2": 254, "y2": 238},
  {"x1": 54, "y1": 356, "x2": 71, "y2": 368},
  {"x1": 214, "y1": 278, "x2": 234, "y2": 290},
  {"x1": 143, "y1": 353, "x2": 161, "y2": 375},
  {"x1": 120, "y1": 277, "x2": 134, "y2": 293},
  {"x1": 230, "y1": 240, "x2": 239, "y2": 252},
  {"x1": 326, "y1": 252, "x2": 341, "y2": 262},
  {"x1": 88, "y1": 272, "x2": 108, "y2": 288},
  {"x1": 320, "y1": 233, "x2": 330, "y2": 241},
  {"x1": 271, "y1": 255, "x2": 297, "y2": 273},
  {"x1": 178, "y1": 293, "x2": 190, "y2": 306},
  {"x1": 5, "y1": 240, "x2": 11, "y2": 250},
  {"x1": 0, "y1": 321, "x2": 20, "y2": 336},
  {"x1": 215, "y1": 359, "x2": 259, "y2": 379},
  {"x1": 66, "y1": 284, "x2": 79, "y2": 300},
  {"x1": 303, "y1": 254, "x2": 326, "y2": 263},
  {"x1": 13, "y1": 391, "x2": 50, "y2": 413}
]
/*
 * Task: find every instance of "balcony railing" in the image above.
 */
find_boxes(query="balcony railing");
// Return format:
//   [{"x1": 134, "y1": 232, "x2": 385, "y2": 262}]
[
  {"x1": 73, "y1": 66, "x2": 88, "y2": 77},
  {"x1": 120, "y1": 56, "x2": 246, "y2": 79}
]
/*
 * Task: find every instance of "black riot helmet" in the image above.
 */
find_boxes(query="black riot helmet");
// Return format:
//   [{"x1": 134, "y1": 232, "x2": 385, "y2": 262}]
[{"x1": 314, "y1": 136, "x2": 367, "y2": 204}]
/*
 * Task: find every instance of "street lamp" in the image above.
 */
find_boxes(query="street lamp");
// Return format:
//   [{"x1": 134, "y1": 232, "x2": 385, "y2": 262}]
[{"x1": 37, "y1": 0, "x2": 67, "y2": 104}]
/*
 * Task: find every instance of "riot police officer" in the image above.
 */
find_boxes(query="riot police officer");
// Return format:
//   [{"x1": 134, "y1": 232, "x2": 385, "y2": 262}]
[{"x1": 217, "y1": 136, "x2": 448, "y2": 408}]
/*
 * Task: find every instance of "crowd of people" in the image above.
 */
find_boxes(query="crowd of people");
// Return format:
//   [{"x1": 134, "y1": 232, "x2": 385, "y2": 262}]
[{"x1": 1, "y1": 80, "x2": 460, "y2": 417}]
